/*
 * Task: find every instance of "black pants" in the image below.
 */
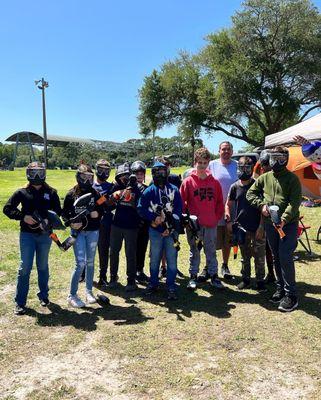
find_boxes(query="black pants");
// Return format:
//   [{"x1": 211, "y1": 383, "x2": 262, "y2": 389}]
[
  {"x1": 266, "y1": 240, "x2": 274, "y2": 276},
  {"x1": 110, "y1": 225, "x2": 138, "y2": 282},
  {"x1": 136, "y1": 223, "x2": 149, "y2": 273},
  {"x1": 97, "y1": 221, "x2": 111, "y2": 280}
]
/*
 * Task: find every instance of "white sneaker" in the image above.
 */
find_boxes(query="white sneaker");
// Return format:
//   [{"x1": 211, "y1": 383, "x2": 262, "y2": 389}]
[
  {"x1": 68, "y1": 295, "x2": 85, "y2": 308},
  {"x1": 86, "y1": 291, "x2": 97, "y2": 304}
]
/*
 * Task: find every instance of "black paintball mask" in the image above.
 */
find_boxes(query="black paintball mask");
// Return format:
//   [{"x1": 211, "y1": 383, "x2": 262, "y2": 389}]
[
  {"x1": 26, "y1": 162, "x2": 46, "y2": 185},
  {"x1": 95, "y1": 159, "x2": 110, "y2": 181},
  {"x1": 269, "y1": 151, "x2": 288, "y2": 172},
  {"x1": 76, "y1": 169, "x2": 94, "y2": 191},
  {"x1": 237, "y1": 164, "x2": 253, "y2": 181},
  {"x1": 152, "y1": 167, "x2": 168, "y2": 187}
]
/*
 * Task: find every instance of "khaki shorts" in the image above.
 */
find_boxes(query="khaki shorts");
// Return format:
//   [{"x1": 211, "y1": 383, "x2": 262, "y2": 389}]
[{"x1": 216, "y1": 225, "x2": 232, "y2": 250}]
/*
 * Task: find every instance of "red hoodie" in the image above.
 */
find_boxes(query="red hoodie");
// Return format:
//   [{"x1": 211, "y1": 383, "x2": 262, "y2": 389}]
[{"x1": 180, "y1": 170, "x2": 224, "y2": 227}]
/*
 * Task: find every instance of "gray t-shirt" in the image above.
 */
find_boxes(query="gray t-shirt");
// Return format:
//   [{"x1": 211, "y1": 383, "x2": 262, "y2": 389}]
[{"x1": 209, "y1": 159, "x2": 238, "y2": 225}]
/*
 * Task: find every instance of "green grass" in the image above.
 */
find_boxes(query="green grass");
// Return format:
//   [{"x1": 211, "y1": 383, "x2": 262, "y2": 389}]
[{"x1": 0, "y1": 169, "x2": 321, "y2": 399}]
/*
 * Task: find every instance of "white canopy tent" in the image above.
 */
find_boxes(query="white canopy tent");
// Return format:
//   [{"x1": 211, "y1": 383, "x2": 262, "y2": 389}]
[{"x1": 265, "y1": 112, "x2": 321, "y2": 147}]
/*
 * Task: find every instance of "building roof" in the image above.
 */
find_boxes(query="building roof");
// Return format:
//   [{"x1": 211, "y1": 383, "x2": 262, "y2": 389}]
[{"x1": 5, "y1": 131, "x2": 95, "y2": 146}]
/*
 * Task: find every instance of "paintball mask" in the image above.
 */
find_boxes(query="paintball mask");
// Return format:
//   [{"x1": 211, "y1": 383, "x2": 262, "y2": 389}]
[
  {"x1": 152, "y1": 162, "x2": 168, "y2": 187},
  {"x1": 76, "y1": 169, "x2": 94, "y2": 190},
  {"x1": 237, "y1": 164, "x2": 253, "y2": 181},
  {"x1": 26, "y1": 162, "x2": 46, "y2": 185},
  {"x1": 269, "y1": 151, "x2": 288, "y2": 172},
  {"x1": 96, "y1": 159, "x2": 110, "y2": 181}
]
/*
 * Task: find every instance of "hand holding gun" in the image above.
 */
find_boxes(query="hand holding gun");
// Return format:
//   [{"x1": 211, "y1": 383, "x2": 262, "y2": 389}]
[{"x1": 267, "y1": 205, "x2": 286, "y2": 239}]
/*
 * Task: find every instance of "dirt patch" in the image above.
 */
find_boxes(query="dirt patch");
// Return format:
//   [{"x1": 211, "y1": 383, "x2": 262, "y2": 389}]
[{"x1": 0, "y1": 333, "x2": 135, "y2": 400}]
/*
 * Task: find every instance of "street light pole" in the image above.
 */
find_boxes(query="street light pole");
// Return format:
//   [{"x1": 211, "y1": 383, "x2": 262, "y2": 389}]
[{"x1": 35, "y1": 78, "x2": 49, "y2": 167}]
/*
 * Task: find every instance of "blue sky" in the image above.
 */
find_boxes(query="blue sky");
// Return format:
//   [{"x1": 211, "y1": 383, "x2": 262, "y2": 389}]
[{"x1": 0, "y1": 0, "x2": 320, "y2": 154}]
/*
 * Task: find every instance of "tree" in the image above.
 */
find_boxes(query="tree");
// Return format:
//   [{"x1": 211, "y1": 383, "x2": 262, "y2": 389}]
[{"x1": 138, "y1": 0, "x2": 321, "y2": 147}]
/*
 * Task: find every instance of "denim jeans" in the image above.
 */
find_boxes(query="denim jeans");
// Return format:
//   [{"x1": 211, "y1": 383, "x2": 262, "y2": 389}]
[
  {"x1": 149, "y1": 228, "x2": 177, "y2": 291},
  {"x1": 187, "y1": 225, "x2": 218, "y2": 276},
  {"x1": 70, "y1": 230, "x2": 99, "y2": 296},
  {"x1": 15, "y1": 232, "x2": 52, "y2": 306},
  {"x1": 265, "y1": 221, "x2": 298, "y2": 296}
]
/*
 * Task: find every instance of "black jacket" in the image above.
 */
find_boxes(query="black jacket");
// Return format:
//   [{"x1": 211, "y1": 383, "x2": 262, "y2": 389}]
[
  {"x1": 3, "y1": 184, "x2": 61, "y2": 234},
  {"x1": 62, "y1": 186, "x2": 104, "y2": 231}
]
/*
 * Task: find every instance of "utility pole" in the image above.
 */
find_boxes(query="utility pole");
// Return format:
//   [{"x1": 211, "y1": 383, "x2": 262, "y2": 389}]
[{"x1": 35, "y1": 78, "x2": 49, "y2": 167}]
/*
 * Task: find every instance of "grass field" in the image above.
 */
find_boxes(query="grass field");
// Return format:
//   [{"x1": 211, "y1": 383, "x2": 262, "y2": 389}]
[{"x1": 0, "y1": 168, "x2": 321, "y2": 400}]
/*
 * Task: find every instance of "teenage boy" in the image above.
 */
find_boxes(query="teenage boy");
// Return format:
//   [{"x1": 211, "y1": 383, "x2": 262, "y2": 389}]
[
  {"x1": 180, "y1": 148, "x2": 225, "y2": 290},
  {"x1": 93, "y1": 159, "x2": 114, "y2": 287},
  {"x1": 247, "y1": 146, "x2": 302, "y2": 312},
  {"x1": 109, "y1": 164, "x2": 142, "y2": 292},
  {"x1": 131, "y1": 160, "x2": 149, "y2": 283},
  {"x1": 225, "y1": 157, "x2": 266, "y2": 291},
  {"x1": 137, "y1": 162, "x2": 182, "y2": 300}
]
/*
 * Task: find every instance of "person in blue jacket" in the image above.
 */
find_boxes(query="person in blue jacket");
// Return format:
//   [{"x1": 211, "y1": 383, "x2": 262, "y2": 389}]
[{"x1": 138, "y1": 162, "x2": 182, "y2": 300}]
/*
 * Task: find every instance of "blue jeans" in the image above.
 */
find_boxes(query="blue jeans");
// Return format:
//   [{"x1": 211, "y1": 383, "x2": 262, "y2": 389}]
[
  {"x1": 70, "y1": 230, "x2": 99, "y2": 296},
  {"x1": 265, "y1": 221, "x2": 298, "y2": 296},
  {"x1": 15, "y1": 232, "x2": 52, "y2": 306},
  {"x1": 149, "y1": 228, "x2": 178, "y2": 291}
]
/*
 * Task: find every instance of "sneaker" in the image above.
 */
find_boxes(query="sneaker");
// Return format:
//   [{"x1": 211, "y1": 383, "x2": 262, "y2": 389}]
[
  {"x1": 278, "y1": 295, "x2": 298, "y2": 312},
  {"x1": 187, "y1": 274, "x2": 197, "y2": 290},
  {"x1": 136, "y1": 271, "x2": 149, "y2": 283},
  {"x1": 14, "y1": 304, "x2": 26, "y2": 315},
  {"x1": 68, "y1": 295, "x2": 85, "y2": 308},
  {"x1": 210, "y1": 274, "x2": 225, "y2": 289},
  {"x1": 237, "y1": 279, "x2": 251, "y2": 290},
  {"x1": 97, "y1": 278, "x2": 108, "y2": 288},
  {"x1": 160, "y1": 266, "x2": 167, "y2": 278},
  {"x1": 108, "y1": 276, "x2": 119, "y2": 288},
  {"x1": 256, "y1": 281, "x2": 267, "y2": 292},
  {"x1": 125, "y1": 281, "x2": 138, "y2": 292},
  {"x1": 144, "y1": 284, "x2": 158, "y2": 296},
  {"x1": 39, "y1": 298, "x2": 50, "y2": 307},
  {"x1": 264, "y1": 273, "x2": 276, "y2": 284},
  {"x1": 197, "y1": 267, "x2": 210, "y2": 283},
  {"x1": 221, "y1": 264, "x2": 233, "y2": 280},
  {"x1": 86, "y1": 291, "x2": 97, "y2": 304},
  {"x1": 177, "y1": 269, "x2": 184, "y2": 278},
  {"x1": 269, "y1": 289, "x2": 285, "y2": 304},
  {"x1": 167, "y1": 289, "x2": 178, "y2": 300}
]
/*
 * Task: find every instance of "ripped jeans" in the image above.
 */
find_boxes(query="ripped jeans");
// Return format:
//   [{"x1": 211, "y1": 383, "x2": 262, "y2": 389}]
[{"x1": 70, "y1": 230, "x2": 99, "y2": 296}]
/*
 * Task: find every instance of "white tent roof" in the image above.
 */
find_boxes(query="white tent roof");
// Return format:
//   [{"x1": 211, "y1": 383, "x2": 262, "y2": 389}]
[{"x1": 265, "y1": 112, "x2": 321, "y2": 147}]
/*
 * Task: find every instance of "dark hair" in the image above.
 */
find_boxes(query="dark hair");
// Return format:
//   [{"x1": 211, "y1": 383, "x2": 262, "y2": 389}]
[
  {"x1": 238, "y1": 156, "x2": 253, "y2": 165},
  {"x1": 272, "y1": 146, "x2": 289, "y2": 154},
  {"x1": 219, "y1": 141, "x2": 233, "y2": 150}
]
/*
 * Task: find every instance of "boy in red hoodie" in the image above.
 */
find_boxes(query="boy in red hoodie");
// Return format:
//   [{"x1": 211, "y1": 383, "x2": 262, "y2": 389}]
[{"x1": 180, "y1": 148, "x2": 225, "y2": 290}]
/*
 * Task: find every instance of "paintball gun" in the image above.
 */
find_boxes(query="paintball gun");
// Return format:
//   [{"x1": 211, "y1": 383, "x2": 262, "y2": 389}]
[
  {"x1": 149, "y1": 193, "x2": 181, "y2": 251},
  {"x1": 267, "y1": 205, "x2": 285, "y2": 239},
  {"x1": 31, "y1": 210, "x2": 66, "y2": 250},
  {"x1": 181, "y1": 211, "x2": 203, "y2": 251}
]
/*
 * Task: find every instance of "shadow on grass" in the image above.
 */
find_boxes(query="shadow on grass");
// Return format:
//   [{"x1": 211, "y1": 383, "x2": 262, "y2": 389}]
[{"x1": 25, "y1": 300, "x2": 153, "y2": 331}]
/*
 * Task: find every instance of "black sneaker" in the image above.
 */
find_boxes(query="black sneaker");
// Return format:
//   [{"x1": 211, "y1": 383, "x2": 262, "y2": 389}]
[
  {"x1": 264, "y1": 273, "x2": 276, "y2": 284},
  {"x1": 144, "y1": 284, "x2": 158, "y2": 296},
  {"x1": 278, "y1": 295, "x2": 298, "y2": 312},
  {"x1": 237, "y1": 279, "x2": 251, "y2": 290},
  {"x1": 160, "y1": 266, "x2": 167, "y2": 278},
  {"x1": 14, "y1": 304, "x2": 26, "y2": 315},
  {"x1": 187, "y1": 274, "x2": 197, "y2": 290},
  {"x1": 167, "y1": 289, "x2": 178, "y2": 300},
  {"x1": 177, "y1": 269, "x2": 184, "y2": 278},
  {"x1": 39, "y1": 298, "x2": 50, "y2": 307},
  {"x1": 136, "y1": 271, "x2": 149, "y2": 283},
  {"x1": 210, "y1": 274, "x2": 225, "y2": 289},
  {"x1": 197, "y1": 267, "x2": 210, "y2": 283},
  {"x1": 221, "y1": 264, "x2": 233, "y2": 280},
  {"x1": 97, "y1": 278, "x2": 109, "y2": 288},
  {"x1": 256, "y1": 281, "x2": 267, "y2": 292},
  {"x1": 269, "y1": 289, "x2": 285, "y2": 303},
  {"x1": 108, "y1": 275, "x2": 119, "y2": 288},
  {"x1": 125, "y1": 280, "x2": 138, "y2": 292}
]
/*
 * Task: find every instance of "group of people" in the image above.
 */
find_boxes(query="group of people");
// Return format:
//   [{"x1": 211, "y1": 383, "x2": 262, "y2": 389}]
[{"x1": 3, "y1": 140, "x2": 302, "y2": 315}]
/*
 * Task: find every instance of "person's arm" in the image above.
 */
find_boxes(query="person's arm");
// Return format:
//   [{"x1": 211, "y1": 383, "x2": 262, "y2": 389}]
[
  {"x1": 246, "y1": 175, "x2": 265, "y2": 210},
  {"x1": 173, "y1": 188, "x2": 183, "y2": 218},
  {"x1": 50, "y1": 190, "x2": 62, "y2": 216},
  {"x1": 3, "y1": 190, "x2": 24, "y2": 220},
  {"x1": 281, "y1": 176, "x2": 302, "y2": 224},
  {"x1": 179, "y1": 180, "x2": 188, "y2": 213},
  {"x1": 61, "y1": 192, "x2": 74, "y2": 224},
  {"x1": 137, "y1": 191, "x2": 156, "y2": 222}
]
